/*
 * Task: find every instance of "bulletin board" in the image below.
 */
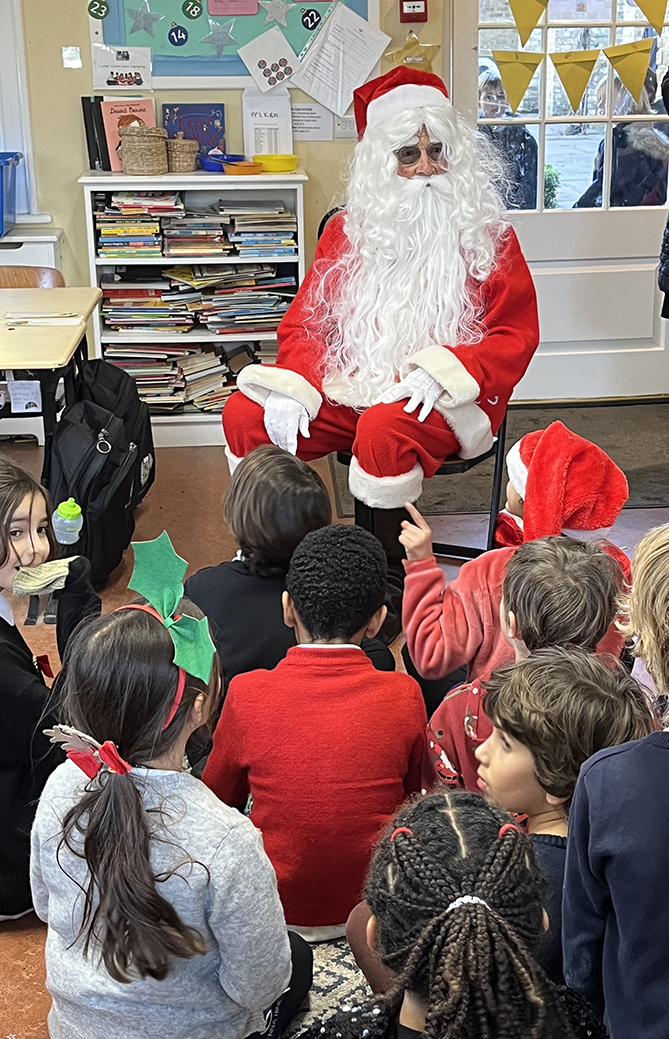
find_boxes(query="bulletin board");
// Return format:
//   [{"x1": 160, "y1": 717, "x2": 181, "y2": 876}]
[{"x1": 89, "y1": 0, "x2": 379, "y2": 88}]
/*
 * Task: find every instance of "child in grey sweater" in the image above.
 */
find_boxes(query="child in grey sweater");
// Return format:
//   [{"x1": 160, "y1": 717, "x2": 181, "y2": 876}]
[{"x1": 30, "y1": 533, "x2": 311, "y2": 1039}]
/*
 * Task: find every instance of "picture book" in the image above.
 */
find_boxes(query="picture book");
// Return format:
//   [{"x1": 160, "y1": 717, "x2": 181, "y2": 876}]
[
  {"x1": 162, "y1": 104, "x2": 226, "y2": 157},
  {"x1": 100, "y1": 99, "x2": 156, "y2": 172}
]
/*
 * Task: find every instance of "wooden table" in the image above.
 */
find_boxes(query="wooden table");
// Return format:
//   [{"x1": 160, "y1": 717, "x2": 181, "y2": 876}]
[{"x1": 0, "y1": 286, "x2": 101, "y2": 458}]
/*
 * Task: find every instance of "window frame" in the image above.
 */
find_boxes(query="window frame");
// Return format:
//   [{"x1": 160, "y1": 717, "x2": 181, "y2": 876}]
[{"x1": 0, "y1": 0, "x2": 43, "y2": 219}]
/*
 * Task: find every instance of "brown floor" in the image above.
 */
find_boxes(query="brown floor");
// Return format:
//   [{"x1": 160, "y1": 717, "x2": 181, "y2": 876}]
[{"x1": 1, "y1": 440, "x2": 668, "y2": 1038}]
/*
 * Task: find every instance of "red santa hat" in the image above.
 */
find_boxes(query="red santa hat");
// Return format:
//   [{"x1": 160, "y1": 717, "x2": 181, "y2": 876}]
[
  {"x1": 505, "y1": 421, "x2": 629, "y2": 543},
  {"x1": 353, "y1": 67, "x2": 450, "y2": 138}
]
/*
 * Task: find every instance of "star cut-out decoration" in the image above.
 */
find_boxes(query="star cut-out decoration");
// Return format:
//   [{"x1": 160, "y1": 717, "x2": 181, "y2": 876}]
[
  {"x1": 127, "y1": 0, "x2": 164, "y2": 36},
  {"x1": 259, "y1": 0, "x2": 292, "y2": 27},
  {"x1": 384, "y1": 31, "x2": 440, "y2": 75},
  {"x1": 200, "y1": 17, "x2": 236, "y2": 57}
]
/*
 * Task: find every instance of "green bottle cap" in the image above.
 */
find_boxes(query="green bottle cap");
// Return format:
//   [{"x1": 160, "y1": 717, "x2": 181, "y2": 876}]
[{"x1": 57, "y1": 497, "x2": 82, "y2": 520}]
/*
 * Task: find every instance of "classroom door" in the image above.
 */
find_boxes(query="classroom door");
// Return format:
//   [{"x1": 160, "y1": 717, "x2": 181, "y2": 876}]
[{"x1": 451, "y1": 0, "x2": 669, "y2": 400}]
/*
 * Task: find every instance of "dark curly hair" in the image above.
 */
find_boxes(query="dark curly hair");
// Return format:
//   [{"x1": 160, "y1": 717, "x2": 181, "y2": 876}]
[
  {"x1": 365, "y1": 792, "x2": 578, "y2": 1039},
  {"x1": 286, "y1": 524, "x2": 387, "y2": 640}
]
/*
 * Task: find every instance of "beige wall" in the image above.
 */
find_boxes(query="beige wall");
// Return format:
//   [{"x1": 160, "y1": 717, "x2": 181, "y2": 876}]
[{"x1": 20, "y1": 0, "x2": 444, "y2": 286}]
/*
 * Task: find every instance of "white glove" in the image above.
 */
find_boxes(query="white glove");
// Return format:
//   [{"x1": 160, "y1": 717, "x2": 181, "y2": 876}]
[
  {"x1": 263, "y1": 390, "x2": 310, "y2": 455},
  {"x1": 376, "y1": 368, "x2": 443, "y2": 423}
]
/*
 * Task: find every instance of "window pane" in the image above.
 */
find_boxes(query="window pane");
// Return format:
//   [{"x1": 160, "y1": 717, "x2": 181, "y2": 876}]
[
  {"x1": 478, "y1": 29, "x2": 543, "y2": 116},
  {"x1": 617, "y1": 0, "x2": 657, "y2": 21},
  {"x1": 481, "y1": 123, "x2": 540, "y2": 208},
  {"x1": 610, "y1": 120, "x2": 669, "y2": 204},
  {"x1": 479, "y1": 0, "x2": 515, "y2": 22},
  {"x1": 546, "y1": 27, "x2": 611, "y2": 116},
  {"x1": 545, "y1": 123, "x2": 607, "y2": 206},
  {"x1": 549, "y1": 0, "x2": 612, "y2": 19}
]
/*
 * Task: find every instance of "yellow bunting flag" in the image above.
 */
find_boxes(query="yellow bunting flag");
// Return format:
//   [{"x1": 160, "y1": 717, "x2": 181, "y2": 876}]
[
  {"x1": 508, "y1": 0, "x2": 549, "y2": 47},
  {"x1": 549, "y1": 49, "x2": 600, "y2": 113},
  {"x1": 635, "y1": 0, "x2": 668, "y2": 35},
  {"x1": 492, "y1": 50, "x2": 544, "y2": 113},
  {"x1": 603, "y1": 37, "x2": 654, "y2": 103}
]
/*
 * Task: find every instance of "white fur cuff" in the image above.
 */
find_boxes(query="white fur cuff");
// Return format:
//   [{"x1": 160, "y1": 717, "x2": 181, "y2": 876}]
[
  {"x1": 408, "y1": 346, "x2": 480, "y2": 406},
  {"x1": 505, "y1": 439, "x2": 527, "y2": 498},
  {"x1": 349, "y1": 456, "x2": 424, "y2": 508},
  {"x1": 434, "y1": 400, "x2": 493, "y2": 460},
  {"x1": 225, "y1": 445, "x2": 243, "y2": 475},
  {"x1": 236, "y1": 365, "x2": 322, "y2": 419}
]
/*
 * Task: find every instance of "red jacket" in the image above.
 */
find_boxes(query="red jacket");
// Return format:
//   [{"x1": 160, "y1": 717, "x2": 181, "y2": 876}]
[
  {"x1": 404, "y1": 543, "x2": 630, "y2": 685},
  {"x1": 202, "y1": 646, "x2": 427, "y2": 928}
]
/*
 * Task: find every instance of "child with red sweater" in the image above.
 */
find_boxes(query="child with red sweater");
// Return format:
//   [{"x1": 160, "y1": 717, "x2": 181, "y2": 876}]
[
  {"x1": 423, "y1": 536, "x2": 626, "y2": 792},
  {"x1": 202, "y1": 525, "x2": 426, "y2": 940},
  {"x1": 401, "y1": 422, "x2": 630, "y2": 698}
]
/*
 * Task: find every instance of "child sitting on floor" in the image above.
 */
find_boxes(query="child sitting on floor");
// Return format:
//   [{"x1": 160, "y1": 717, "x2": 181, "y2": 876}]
[
  {"x1": 331, "y1": 793, "x2": 607, "y2": 1039},
  {"x1": 423, "y1": 535, "x2": 625, "y2": 792},
  {"x1": 202, "y1": 524, "x2": 426, "y2": 940},
  {"x1": 0, "y1": 457, "x2": 100, "y2": 923},
  {"x1": 563, "y1": 522, "x2": 669, "y2": 1039},
  {"x1": 31, "y1": 532, "x2": 311, "y2": 1039},
  {"x1": 476, "y1": 647, "x2": 655, "y2": 983},
  {"x1": 185, "y1": 445, "x2": 394, "y2": 684},
  {"x1": 400, "y1": 422, "x2": 629, "y2": 709}
]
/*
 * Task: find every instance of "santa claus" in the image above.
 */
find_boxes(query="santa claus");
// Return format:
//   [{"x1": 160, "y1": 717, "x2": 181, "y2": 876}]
[{"x1": 223, "y1": 66, "x2": 539, "y2": 518}]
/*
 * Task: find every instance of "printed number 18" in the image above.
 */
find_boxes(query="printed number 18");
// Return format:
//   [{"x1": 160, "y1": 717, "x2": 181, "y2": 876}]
[{"x1": 182, "y1": 0, "x2": 202, "y2": 17}]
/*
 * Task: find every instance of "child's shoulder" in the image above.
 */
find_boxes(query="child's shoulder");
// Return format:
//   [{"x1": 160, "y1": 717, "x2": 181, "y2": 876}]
[
  {"x1": 580, "y1": 731, "x2": 661, "y2": 781},
  {"x1": 455, "y1": 545, "x2": 516, "y2": 587}
]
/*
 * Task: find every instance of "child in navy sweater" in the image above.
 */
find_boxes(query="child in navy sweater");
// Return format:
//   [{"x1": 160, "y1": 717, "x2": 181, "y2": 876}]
[{"x1": 563, "y1": 521, "x2": 669, "y2": 1039}]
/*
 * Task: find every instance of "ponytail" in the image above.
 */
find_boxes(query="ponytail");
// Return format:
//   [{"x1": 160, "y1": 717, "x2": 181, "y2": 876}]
[
  {"x1": 366, "y1": 793, "x2": 576, "y2": 1039},
  {"x1": 61, "y1": 772, "x2": 207, "y2": 982},
  {"x1": 54, "y1": 602, "x2": 221, "y2": 983}
]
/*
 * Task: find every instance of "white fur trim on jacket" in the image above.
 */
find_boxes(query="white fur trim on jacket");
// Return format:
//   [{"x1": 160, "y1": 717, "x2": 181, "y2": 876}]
[
  {"x1": 505, "y1": 439, "x2": 528, "y2": 498},
  {"x1": 236, "y1": 365, "x2": 322, "y2": 419},
  {"x1": 434, "y1": 399, "x2": 493, "y2": 460},
  {"x1": 224, "y1": 445, "x2": 243, "y2": 475},
  {"x1": 366, "y1": 85, "x2": 449, "y2": 129},
  {"x1": 349, "y1": 456, "x2": 424, "y2": 508},
  {"x1": 408, "y1": 346, "x2": 480, "y2": 406}
]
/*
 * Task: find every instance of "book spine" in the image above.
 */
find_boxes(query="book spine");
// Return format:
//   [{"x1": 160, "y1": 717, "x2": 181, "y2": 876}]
[
  {"x1": 81, "y1": 97, "x2": 100, "y2": 171},
  {"x1": 91, "y1": 97, "x2": 112, "y2": 171}
]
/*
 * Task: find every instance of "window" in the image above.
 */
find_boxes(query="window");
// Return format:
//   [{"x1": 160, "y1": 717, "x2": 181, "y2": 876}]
[
  {"x1": 0, "y1": 0, "x2": 40, "y2": 217},
  {"x1": 477, "y1": 0, "x2": 669, "y2": 211}
]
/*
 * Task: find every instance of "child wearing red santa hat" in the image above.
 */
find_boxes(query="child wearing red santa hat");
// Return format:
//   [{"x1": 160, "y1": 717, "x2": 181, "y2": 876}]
[{"x1": 400, "y1": 422, "x2": 630, "y2": 703}]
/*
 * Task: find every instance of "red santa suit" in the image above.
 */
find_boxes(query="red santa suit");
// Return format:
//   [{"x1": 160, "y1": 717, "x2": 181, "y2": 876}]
[{"x1": 223, "y1": 68, "x2": 540, "y2": 510}]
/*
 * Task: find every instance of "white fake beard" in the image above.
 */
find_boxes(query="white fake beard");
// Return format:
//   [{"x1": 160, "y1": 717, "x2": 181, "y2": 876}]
[{"x1": 315, "y1": 106, "x2": 507, "y2": 409}]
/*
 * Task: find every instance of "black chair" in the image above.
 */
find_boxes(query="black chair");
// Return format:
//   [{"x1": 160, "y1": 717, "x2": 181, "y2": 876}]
[{"x1": 336, "y1": 413, "x2": 507, "y2": 560}]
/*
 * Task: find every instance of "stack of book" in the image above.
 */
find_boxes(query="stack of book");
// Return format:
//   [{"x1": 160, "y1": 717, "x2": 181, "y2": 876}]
[
  {"x1": 223, "y1": 201, "x2": 298, "y2": 257},
  {"x1": 180, "y1": 350, "x2": 231, "y2": 410},
  {"x1": 162, "y1": 216, "x2": 233, "y2": 258},
  {"x1": 106, "y1": 343, "x2": 191, "y2": 409},
  {"x1": 199, "y1": 291, "x2": 291, "y2": 335},
  {"x1": 96, "y1": 213, "x2": 162, "y2": 259},
  {"x1": 101, "y1": 278, "x2": 195, "y2": 333},
  {"x1": 110, "y1": 190, "x2": 185, "y2": 217}
]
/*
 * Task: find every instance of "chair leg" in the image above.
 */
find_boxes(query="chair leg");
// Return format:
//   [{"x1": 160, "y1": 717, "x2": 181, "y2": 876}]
[{"x1": 486, "y1": 415, "x2": 507, "y2": 552}]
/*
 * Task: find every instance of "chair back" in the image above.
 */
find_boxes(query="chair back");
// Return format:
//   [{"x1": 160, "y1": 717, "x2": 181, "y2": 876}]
[{"x1": 0, "y1": 265, "x2": 65, "y2": 289}]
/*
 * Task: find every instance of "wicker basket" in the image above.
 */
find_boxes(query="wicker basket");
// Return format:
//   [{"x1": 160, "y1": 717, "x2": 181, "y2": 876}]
[
  {"x1": 167, "y1": 132, "x2": 200, "y2": 173},
  {"x1": 118, "y1": 125, "x2": 168, "y2": 175}
]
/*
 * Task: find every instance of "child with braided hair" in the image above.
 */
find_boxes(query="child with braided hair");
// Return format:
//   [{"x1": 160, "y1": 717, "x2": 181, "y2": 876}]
[{"x1": 310, "y1": 793, "x2": 606, "y2": 1039}]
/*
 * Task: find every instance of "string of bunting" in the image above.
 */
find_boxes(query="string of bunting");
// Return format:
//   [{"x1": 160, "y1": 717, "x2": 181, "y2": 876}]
[
  {"x1": 506, "y1": 0, "x2": 668, "y2": 44},
  {"x1": 492, "y1": 37, "x2": 654, "y2": 114}
]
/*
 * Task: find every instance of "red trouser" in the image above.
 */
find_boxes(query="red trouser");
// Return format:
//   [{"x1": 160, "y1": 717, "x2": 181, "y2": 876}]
[{"x1": 222, "y1": 391, "x2": 460, "y2": 481}]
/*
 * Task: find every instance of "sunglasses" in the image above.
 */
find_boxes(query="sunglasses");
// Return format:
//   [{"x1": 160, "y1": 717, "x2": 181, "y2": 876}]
[{"x1": 395, "y1": 142, "x2": 446, "y2": 166}]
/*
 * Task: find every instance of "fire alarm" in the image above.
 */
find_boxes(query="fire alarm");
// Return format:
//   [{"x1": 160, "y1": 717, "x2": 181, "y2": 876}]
[{"x1": 400, "y1": 0, "x2": 427, "y2": 22}]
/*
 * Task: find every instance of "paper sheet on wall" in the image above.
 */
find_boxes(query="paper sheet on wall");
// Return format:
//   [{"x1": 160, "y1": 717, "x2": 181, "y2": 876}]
[
  {"x1": 243, "y1": 85, "x2": 294, "y2": 154},
  {"x1": 237, "y1": 26, "x2": 300, "y2": 94},
  {"x1": 548, "y1": 0, "x2": 612, "y2": 17},
  {"x1": 291, "y1": 103, "x2": 333, "y2": 140},
  {"x1": 6, "y1": 374, "x2": 42, "y2": 414},
  {"x1": 290, "y1": 4, "x2": 391, "y2": 118},
  {"x1": 92, "y1": 43, "x2": 152, "y2": 90}
]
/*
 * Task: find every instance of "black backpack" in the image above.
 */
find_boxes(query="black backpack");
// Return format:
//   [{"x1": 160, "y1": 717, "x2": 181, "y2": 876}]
[{"x1": 41, "y1": 359, "x2": 156, "y2": 587}]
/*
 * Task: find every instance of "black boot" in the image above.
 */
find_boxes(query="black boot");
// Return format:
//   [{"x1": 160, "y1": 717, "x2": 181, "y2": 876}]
[{"x1": 356, "y1": 503, "x2": 410, "y2": 645}]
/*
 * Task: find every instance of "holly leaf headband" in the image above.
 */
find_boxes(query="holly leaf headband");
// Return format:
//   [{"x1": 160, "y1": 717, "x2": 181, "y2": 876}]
[{"x1": 127, "y1": 530, "x2": 216, "y2": 684}]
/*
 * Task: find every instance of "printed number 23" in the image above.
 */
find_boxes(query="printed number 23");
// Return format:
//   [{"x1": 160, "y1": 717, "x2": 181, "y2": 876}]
[{"x1": 88, "y1": 0, "x2": 109, "y2": 18}]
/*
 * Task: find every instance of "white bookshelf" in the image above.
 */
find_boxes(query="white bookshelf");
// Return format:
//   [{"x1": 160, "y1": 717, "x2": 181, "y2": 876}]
[{"x1": 79, "y1": 169, "x2": 308, "y2": 447}]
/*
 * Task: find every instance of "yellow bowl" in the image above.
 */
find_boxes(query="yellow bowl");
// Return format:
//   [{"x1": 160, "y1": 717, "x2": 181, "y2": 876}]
[
  {"x1": 223, "y1": 161, "x2": 263, "y2": 175},
  {"x1": 252, "y1": 154, "x2": 298, "y2": 172}
]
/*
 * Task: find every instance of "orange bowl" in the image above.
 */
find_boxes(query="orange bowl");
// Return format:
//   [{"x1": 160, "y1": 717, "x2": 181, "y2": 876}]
[{"x1": 223, "y1": 161, "x2": 263, "y2": 175}]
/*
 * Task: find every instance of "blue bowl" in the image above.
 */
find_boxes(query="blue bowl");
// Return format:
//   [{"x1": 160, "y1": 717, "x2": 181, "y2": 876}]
[{"x1": 200, "y1": 152, "x2": 245, "y2": 171}]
